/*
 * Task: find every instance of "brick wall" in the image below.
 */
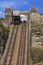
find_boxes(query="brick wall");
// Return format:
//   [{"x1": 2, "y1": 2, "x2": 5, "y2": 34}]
[
  {"x1": 5, "y1": 8, "x2": 12, "y2": 24},
  {"x1": 30, "y1": 8, "x2": 38, "y2": 13}
]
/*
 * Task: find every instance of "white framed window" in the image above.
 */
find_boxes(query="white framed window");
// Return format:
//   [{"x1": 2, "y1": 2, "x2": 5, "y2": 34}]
[
  {"x1": 9, "y1": 13, "x2": 11, "y2": 15},
  {"x1": 5, "y1": 13, "x2": 8, "y2": 15},
  {"x1": 5, "y1": 12, "x2": 11, "y2": 15}
]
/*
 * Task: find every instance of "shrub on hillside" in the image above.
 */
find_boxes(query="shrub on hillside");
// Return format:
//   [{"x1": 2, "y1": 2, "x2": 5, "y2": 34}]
[
  {"x1": 30, "y1": 47, "x2": 43, "y2": 64},
  {"x1": 0, "y1": 21, "x2": 9, "y2": 55}
]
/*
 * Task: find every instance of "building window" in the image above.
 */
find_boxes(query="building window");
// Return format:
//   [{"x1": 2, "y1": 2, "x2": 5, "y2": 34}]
[{"x1": 5, "y1": 12, "x2": 11, "y2": 15}]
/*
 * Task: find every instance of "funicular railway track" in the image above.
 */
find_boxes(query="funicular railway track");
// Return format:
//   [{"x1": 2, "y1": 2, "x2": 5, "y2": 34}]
[
  {"x1": 1, "y1": 24, "x2": 18, "y2": 65},
  {"x1": 16, "y1": 23, "x2": 29, "y2": 65},
  {"x1": 10, "y1": 23, "x2": 23, "y2": 65},
  {"x1": 17, "y1": 23, "x2": 26, "y2": 65},
  {"x1": 1, "y1": 23, "x2": 30, "y2": 65},
  {"x1": 4, "y1": 25, "x2": 18, "y2": 65}
]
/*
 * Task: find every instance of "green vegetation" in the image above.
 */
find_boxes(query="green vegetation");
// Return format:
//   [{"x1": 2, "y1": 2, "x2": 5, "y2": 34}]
[
  {"x1": 31, "y1": 21, "x2": 42, "y2": 36},
  {"x1": 41, "y1": 43, "x2": 43, "y2": 47},
  {"x1": 30, "y1": 47, "x2": 43, "y2": 64},
  {"x1": 40, "y1": 32, "x2": 43, "y2": 36},
  {"x1": 0, "y1": 19, "x2": 9, "y2": 55}
]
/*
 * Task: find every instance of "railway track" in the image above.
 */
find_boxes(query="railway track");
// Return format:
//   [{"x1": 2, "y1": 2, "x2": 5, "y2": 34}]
[
  {"x1": 4, "y1": 25, "x2": 18, "y2": 65},
  {"x1": 16, "y1": 23, "x2": 30, "y2": 65},
  {"x1": 1, "y1": 23, "x2": 30, "y2": 65},
  {"x1": 17, "y1": 23, "x2": 26, "y2": 65},
  {"x1": 1, "y1": 24, "x2": 14, "y2": 65},
  {"x1": 1, "y1": 24, "x2": 18, "y2": 65},
  {"x1": 24, "y1": 23, "x2": 29, "y2": 65},
  {"x1": 10, "y1": 24, "x2": 23, "y2": 65}
]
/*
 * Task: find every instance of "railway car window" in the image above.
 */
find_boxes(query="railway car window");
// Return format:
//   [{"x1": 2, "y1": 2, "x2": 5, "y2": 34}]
[{"x1": 13, "y1": 16, "x2": 20, "y2": 21}]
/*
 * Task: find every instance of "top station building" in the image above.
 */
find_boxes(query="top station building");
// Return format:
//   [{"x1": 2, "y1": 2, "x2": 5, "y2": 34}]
[{"x1": 4, "y1": 7, "x2": 38, "y2": 24}]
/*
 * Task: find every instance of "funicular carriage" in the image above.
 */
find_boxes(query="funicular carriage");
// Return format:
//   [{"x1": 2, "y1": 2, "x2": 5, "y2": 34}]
[{"x1": 13, "y1": 11, "x2": 21, "y2": 24}]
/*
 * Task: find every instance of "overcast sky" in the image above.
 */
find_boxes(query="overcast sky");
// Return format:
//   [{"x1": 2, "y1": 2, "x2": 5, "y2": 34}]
[{"x1": 0, "y1": 0, "x2": 43, "y2": 18}]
